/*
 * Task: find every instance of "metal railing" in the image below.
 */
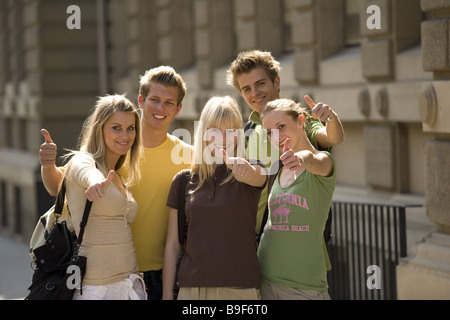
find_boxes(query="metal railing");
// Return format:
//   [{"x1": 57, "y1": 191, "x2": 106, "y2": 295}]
[{"x1": 327, "y1": 200, "x2": 422, "y2": 300}]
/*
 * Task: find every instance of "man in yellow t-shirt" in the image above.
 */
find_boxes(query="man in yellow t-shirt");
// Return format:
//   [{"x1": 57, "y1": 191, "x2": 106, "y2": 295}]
[{"x1": 39, "y1": 66, "x2": 192, "y2": 300}]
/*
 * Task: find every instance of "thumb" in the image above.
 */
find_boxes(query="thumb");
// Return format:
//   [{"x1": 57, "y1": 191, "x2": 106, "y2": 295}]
[
  {"x1": 41, "y1": 129, "x2": 54, "y2": 144},
  {"x1": 221, "y1": 149, "x2": 229, "y2": 163},
  {"x1": 304, "y1": 95, "x2": 316, "y2": 109},
  {"x1": 282, "y1": 138, "x2": 291, "y2": 154},
  {"x1": 103, "y1": 170, "x2": 115, "y2": 188}
]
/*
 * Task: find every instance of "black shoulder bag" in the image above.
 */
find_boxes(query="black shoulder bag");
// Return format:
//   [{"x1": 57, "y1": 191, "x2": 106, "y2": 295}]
[{"x1": 26, "y1": 179, "x2": 93, "y2": 300}]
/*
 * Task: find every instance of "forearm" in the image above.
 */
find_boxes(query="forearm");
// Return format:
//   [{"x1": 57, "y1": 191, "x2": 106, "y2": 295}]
[
  {"x1": 316, "y1": 115, "x2": 344, "y2": 149},
  {"x1": 242, "y1": 164, "x2": 267, "y2": 187},
  {"x1": 162, "y1": 208, "x2": 182, "y2": 300},
  {"x1": 162, "y1": 244, "x2": 180, "y2": 300},
  {"x1": 325, "y1": 114, "x2": 344, "y2": 146},
  {"x1": 303, "y1": 152, "x2": 333, "y2": 177},
  {"x1": 41, "y1": 165, "x2": 64, "y2": 196}
]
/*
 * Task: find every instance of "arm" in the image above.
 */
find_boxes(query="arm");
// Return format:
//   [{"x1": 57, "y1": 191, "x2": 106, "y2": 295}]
[
  {"x1": 162, "y1": 207, "x2": 181, "y2": 300},
  {"x1": 304, "y1": 95, "x2": 345, "y2": 148},
  {"x1": 221, "y1": 149, "x2": 267, "y2": 187},
  {"x1": 281, "y1": 138, "x2": 333, "y2": 177},
  {"x1": 295, "y1": 150, "x2": 333, "y2": 177},
  {"x1": 39, "y1": 129, "x2": 64, "y2": 196}
]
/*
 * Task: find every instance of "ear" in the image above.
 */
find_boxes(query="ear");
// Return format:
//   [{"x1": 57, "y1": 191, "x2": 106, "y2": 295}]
[
  {"x1": 297, "y1": 114, "x2": 305, "y2": 128},
  {"x1": 138, "y1": 94, "x2": 144, "y2": 109},
  {"x1": 175, "y1": 103, "x2": 183, "y2": 116},
  {"x1": 274, "y1": 76, "x2": 281, "y2": 93}
]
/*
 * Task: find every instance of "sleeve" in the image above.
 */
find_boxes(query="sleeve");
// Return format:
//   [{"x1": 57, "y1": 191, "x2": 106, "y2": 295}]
[
  {"x1": 307, "y1": 118, "x2": 325, "y2": 151},
  {"x1": 67, "y1": 153, "x2": 105, "y2": 189},
  {"x1": 166, "y1": 170, "x2": 184, "y2": 209}
]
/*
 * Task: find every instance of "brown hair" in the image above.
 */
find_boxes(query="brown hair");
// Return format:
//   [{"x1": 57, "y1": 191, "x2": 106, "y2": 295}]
[
  {"x1": 226, "y1": 50, "x2": 281, "y2": 92},
  {"x1": 139, "y1": 66, "x2": 187, "y2": 105}
]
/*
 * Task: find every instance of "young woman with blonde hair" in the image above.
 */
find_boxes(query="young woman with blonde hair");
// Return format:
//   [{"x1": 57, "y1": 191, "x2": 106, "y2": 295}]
[
  {"x1": 55, "y1": 94, "x2": 146, "y2": 299},
  {"x1": 163, "y1": 96, "x2": 266, "y2": 300}
]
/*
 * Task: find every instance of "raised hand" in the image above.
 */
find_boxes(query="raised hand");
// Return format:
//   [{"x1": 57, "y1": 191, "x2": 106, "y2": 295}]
[
  {"x1": 40, "y1": 129, "x2": 57, "y2": 168},
  {"x1": 221, "y1": 149, "x2": 253, "y2": 181},
  {"x1": 304, "y1": 95, "x2": 335, "y2": 123},
  {"x1": 85, "y1": 170, "x2": 115, "y2": 201},
  {"x1": 280, "y1": 138, "x2": 312, "y2": 177}
]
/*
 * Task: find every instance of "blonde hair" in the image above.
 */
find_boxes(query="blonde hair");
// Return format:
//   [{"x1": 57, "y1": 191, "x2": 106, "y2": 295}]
[
  {"x1": 139, "y1": 66, "x2": 187, "y2": 105},
  {"x1": 65, "y1": 94, "x2": 142, "y2": 188},
  {"x1": 226, "y1": 50, "x2": 281, "y2": 92},
  {"x1": 261, "y1": 98, "x2": 311, "y2": 133},
  {"x1": 191, "y1": 96, "x2": 245, "y2": 192}
]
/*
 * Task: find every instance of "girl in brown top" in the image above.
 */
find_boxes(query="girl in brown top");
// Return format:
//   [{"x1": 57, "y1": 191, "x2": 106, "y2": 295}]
[{"x1": 163, "y1": 96, "x2": 267, "y2": 300}]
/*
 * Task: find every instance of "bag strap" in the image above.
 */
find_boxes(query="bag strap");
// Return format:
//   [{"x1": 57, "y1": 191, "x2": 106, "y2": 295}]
[
  {"x1": 177, "y1": 170, "x2": 191, "y2": 248},
  {"x1": 76, "y1": 199, "x2": 93, "y2": 246},
  {"x1": 54, "y1": 179, "x2": 67, "y2": 216}
]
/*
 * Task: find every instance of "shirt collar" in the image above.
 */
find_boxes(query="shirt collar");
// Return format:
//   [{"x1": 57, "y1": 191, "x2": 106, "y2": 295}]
[{"x1": 249, "y1": 111, "x2": 262, "y2": 125}]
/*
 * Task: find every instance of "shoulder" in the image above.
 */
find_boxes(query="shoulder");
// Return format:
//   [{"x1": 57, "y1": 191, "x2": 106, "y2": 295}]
[
  {"x1": 167, "y1": 134, "x2": 193, "y2": 151},
  {"x1": 313, "y1": 151, "x2": 336, "y2": 179},
  {"x1": 173, "y1": 168, "x2": 191, "y2": 181},
  {"x1": 68, "y1": 152, "x2": 95, "y2": 170}
]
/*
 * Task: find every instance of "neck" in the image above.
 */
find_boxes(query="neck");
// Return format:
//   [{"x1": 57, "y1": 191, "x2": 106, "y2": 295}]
[
  {"x1": 141, "y1": 123, "x2": 168, "y2": 148},
  {"x1": 293, "y1": 132, "x2": 317, "y2": 154},
  {"x1": 105, "y1": 154, "x2": 120, "y2": 171}
]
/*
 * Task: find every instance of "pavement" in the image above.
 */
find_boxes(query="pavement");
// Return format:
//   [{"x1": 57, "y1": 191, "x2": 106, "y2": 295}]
[{"x1": 0, "y1": 234, "x2": 33, "y2": 300}]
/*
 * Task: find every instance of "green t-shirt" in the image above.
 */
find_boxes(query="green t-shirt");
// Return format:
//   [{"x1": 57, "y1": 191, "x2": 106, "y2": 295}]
[
  {"x1": 245, "y1": 111, "x2": 325, "y2": 232},
  {"x1": 257, "y1": 152, "x2": 336, "y2": 291}
]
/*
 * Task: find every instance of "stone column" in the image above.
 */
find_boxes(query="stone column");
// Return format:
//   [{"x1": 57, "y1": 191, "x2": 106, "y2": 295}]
[
  {"x1": 291, "y1": 0, "x2": 345, "y2": 85},
  {"x1": 234, "y1": 0, "x2": 283, "y2": 57},
  {"x1": 156, "y1": 0, "x2": 194, "y2": 71},
  {"x1": 194, "y1": 0, "x2": 233, "y2": 91},
  {"x1": 396, "y1": 0, "x2": 450, "y2": 299}
]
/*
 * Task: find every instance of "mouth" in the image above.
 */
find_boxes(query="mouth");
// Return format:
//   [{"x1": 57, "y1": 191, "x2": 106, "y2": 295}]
[
  {"x1": 116, "y1": 141, "x2": 130, "y2": 147},
  {"x1": 252, "y1": 96, "x2": 266, "y2": 104},
  {"x1": 153, "y1": 114, "x2": 167, "y2": 120}
]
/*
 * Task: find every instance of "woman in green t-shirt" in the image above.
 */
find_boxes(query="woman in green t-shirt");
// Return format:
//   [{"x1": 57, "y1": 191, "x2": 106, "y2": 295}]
[{"x1": 258, "y1": 98, "x2": 336, "y2": 300}]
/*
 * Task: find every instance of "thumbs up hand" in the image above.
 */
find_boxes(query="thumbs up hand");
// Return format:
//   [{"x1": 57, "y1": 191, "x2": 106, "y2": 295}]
[
  {"x1": 85, "y1": 170, "x2": 115, "y2": 201},
  {"x1": 304, "y1": 95, "x2": 335, "y2": 123},
  {"x1": 280, "y1": 138, "x2": 313, "y2": 177},
  {"x1": 40, "y1": 129, "x2": 58, "y2": 168},
  {"x1": 221, "y1": 149, "x2": 254, "y2": 182}
]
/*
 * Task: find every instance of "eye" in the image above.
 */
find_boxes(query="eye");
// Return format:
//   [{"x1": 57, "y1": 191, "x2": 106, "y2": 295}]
[
  {"x1": 277, "y1": 124, "x2": 285, "y2": 130},
  {"x1": 127, "y1": 125, "x2": 135, "y2": 131},
  {"x1": 241, "y1": 87, "x2": 250, "y2": 94},
  {"x1": 112, "y1": 125, "x2": 121, "y2": 131}
]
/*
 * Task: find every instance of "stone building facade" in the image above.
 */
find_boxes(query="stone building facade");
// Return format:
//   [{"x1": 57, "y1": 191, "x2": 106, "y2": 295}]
[{"x1": 0, "y1": 0, "x2": 448, "y2": 298}]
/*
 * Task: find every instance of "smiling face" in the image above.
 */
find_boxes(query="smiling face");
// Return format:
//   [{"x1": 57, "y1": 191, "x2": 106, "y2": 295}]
[
  {"x1": 262, "y1": 110, "x2": 305, "y2": 152},
  {"x1": 205, "y1": 123, "x2": 238, "y2": 158},
  {"x1": 138, "y1": 82, "x2": 181, "y2": 132},
  {"x1": 237, "y1": 67, "x2": 280, "y2": 114},
  {"x1": 103, "y1": 111, "x2": 137, "y2": 162}
]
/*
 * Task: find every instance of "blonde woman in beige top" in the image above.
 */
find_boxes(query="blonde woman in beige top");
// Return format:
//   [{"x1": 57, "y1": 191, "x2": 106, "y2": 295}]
[{"x1": 44, "y1": 94, "x2": 145, "y2": 300}]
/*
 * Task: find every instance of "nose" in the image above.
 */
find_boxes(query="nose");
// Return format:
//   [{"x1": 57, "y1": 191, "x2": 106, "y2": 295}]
[{"x1": 251, "y1": 85, "x2": 259, "y2": 97}]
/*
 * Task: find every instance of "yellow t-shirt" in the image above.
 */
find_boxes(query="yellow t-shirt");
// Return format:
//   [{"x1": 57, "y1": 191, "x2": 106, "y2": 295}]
[{"x1": 118, "y1": 134, "x2": 192, "y2": 272}]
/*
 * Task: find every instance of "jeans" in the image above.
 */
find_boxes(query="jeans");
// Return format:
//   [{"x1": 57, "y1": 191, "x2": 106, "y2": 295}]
[{"x1": 143, "y1": 270, "x2": 162, "y2": 300}]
